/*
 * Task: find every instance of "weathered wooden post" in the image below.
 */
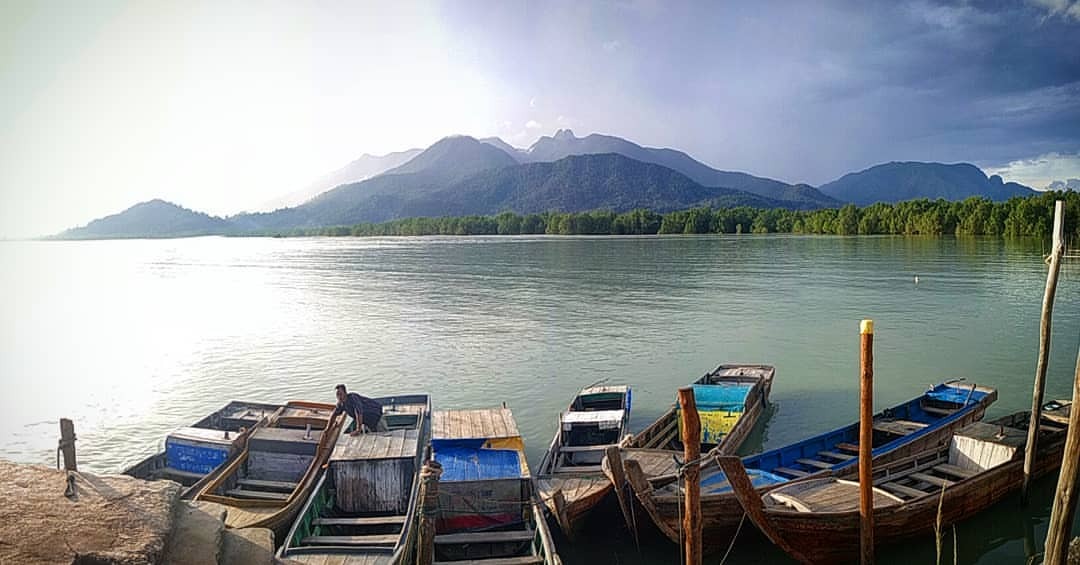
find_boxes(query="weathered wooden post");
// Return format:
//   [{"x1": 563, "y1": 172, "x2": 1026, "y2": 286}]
[
  {"x1": 859, "y1": 319, "x2": 875, "y2": 565},
  {"x1": 59, "y1": 418, "x2": 77, "y2": 472},
  {"x1": 1044, "y1": 343, "x2": 1080, "y2": 565},
  {"x1": 1023, "y1": 199, "x2": 1066, "y2": 505},
  {"x1": 678, "y1": 387, "x2": 702, "y2": 565},
  {"x1": 551, "y1": 489, "x2": 574, "y2": 542},
  {"x1": 416, "y1": 459, "x2": 442, "y2": 565}
]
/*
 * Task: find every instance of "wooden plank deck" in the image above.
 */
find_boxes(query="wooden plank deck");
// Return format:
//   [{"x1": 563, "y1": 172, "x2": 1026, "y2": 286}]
[
  {"x1": 313, "y1": 516, "x2": 407, "y2": 527},
  {"x1": 301, "y1": 534, "x2": 399, "y2": 546},
  {"x1": 433, "y1": 408, "x2": 519, "y2": 441},
  {"x1": 331, "y1": 429, "x2": 419, "y2": 462},
  {"x1": 434, "y1": 529, "x2": 536, "y2": 544},
  {"x1": 873, "y1": 420, "x2": 928, "y2": 436}
]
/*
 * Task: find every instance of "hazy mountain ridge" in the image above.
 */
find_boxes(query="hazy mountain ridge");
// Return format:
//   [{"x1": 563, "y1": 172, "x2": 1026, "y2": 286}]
[
  {"x1": 260, "y1": 148, "x2": 422, "y2": 210},
  {"x1": 819, "y1": 162, "x2": 1035, "y2": 205},
  {"x1": 55, "y1": 132, "x2": 1041, "y2": 239},
  {"x1": 59, "y1": 199, "x2": 230, "y2": 239}
]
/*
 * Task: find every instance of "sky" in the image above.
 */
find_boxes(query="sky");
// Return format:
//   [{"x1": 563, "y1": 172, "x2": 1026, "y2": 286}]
[{"x1": 1, "y1": 1, "x2": 1078, "y2": 238}]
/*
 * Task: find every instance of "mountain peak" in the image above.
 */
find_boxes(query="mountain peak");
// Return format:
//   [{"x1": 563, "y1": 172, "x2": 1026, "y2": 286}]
[{"x1": 553, "y1": 128, "x2": 576, "y2": 140}]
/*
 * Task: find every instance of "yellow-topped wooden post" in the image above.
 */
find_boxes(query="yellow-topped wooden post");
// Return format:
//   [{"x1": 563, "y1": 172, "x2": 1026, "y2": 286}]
[{"x1": 859, "y1": 319, "x2": 875, "y2": 565}]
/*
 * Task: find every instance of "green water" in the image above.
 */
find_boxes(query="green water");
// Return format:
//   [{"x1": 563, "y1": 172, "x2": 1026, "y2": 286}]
[{"x1": 2, "y1": 234, "x2": 1078, "y2": 563}]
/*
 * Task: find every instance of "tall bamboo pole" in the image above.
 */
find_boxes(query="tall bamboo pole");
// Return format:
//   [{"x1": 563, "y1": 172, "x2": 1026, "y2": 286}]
[
  {"x1": 860, "y1": 319, "x2": 875, "y2": 565},
  {"x1": 1023, "y1": 200, "x2": 1066, "y2": 504},
  {"x1": 678, "y1": 387, "x2": 702, "y2": 565},
  {"x1": 1044, "y1": 342, "x2": 1080, "y2": 565}
]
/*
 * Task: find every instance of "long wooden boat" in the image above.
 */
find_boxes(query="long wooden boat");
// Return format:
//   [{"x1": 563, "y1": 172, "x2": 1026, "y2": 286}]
[
  {"x1": 193, "y1": 400, "x2": 346, "y2": 534},
  {"x1": 429, "y1": 406, "x2": 561, "y2": 564},
  {"x1": 624, "y1": 364, "x2": 774, "y2": 454},
  {"x1": 535, "y1": 385, "x2": 632, "y2": 539},
  {"x1": 718, "y1": 403, "x2": 1071, "y2": 564},
  {"x1": 123, "y1": 400, "x2": 280, "y2": 495},
  {"x1": 618, "y1": 381, "x2": 997, "y2": 548},
  {"x1": 279, "y1": 394, "x2": 431, "y2": 564}
]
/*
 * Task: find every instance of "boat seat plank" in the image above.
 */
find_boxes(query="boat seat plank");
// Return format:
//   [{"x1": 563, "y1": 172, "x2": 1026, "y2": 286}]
[
  {"x1": 921, "y1": 405, "x2": 957, "y2": 416},
  {"x1": 880, "y1": 482, "x2": 931, "y2": 499},
  {"x1": 301, "y1": 534, "x2": 399, "y2": 546},
  {"x1": 159, "y1": 467, "x2": 205, "y2": 481},
  {"x1": 313, "y1": 515, "x2": 407, "y2": 527},
  {"x1": 434, "y1": 557, "x2": 543, "y2": 565},
  {"x1": 434, "y1": 529, "x2": 535, "y2": 545},
  {"x1": 933, "y1": 464, "x2": 975, "y2": 479},
  {"x1": 559, "y1": 445, "x2": 612, "y2": 453},
  {"x1": 553, "y1": 464, "x2": 603, "y2": 474},
  {"x1": 773, "y1": 467, "x2": 810, "y2": 478},
  {"x1": 818, "y1": 451, "x2": 854, "y2": 461},
  {"x1": 236, "y1": 478, "x2": 298, "y2": 491},
  {"x1": 224, "y1": 488, "x2": 289, "y2": 501},
  {"x1": 836, "y1": 443, "x2": 860, "y2": 453},
  {"x1": 873, "y1": 420, "x2": 929, "y2": 436},
  {"x1": 910, "y1": 472, "x2": 954, "y2": 488},
  {"x1": 795, "y1": 458, "x2": 834, "y2": 470}
]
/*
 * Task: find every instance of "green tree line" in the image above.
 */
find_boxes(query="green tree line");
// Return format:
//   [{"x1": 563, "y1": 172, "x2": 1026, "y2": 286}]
[{"x1": 269, "y1": 191, "x2": 1080, "y2": 239}]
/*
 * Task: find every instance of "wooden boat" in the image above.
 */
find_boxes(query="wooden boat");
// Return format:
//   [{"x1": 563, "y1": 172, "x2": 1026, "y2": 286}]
[
  {"x1": 535, "y1": 384, "x2": 632, "y2": 538},
  {"x1": 615, "y1": 364, "x2": 774, "y2": 469},
  {"x1": 193, "y1": 400, "x2": 346, "y2": 534},
  {"x1": 718, "y1": 403, "x2": 1071, "y2": 564},
  {"x1": 617, "y1": 381, "x2": 997, "y2": 548},
  {"x1": 123, "y1": 400, "x2": 280, "y2": 494},
  {"x1": 279, "y1": 394, "x2": 431, "y2": 564},
  {"x1": 429, "y1": 406, "x2": 561, "y2": 564}
]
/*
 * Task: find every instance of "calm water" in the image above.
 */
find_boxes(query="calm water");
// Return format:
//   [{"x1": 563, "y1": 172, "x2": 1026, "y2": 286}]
[{"x1": 3, "y1": 235, "x2": 1079, "y2": 563}]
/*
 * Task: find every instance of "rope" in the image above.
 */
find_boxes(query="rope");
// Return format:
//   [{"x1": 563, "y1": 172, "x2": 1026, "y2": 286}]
[{"x1": 719, "y1": 512, "x2": 747, "y2": 565}]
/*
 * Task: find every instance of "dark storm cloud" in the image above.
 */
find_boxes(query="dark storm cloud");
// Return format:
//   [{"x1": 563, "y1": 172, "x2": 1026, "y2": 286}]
[{"x1": 438, "y1": 0, "x2": 1080, "y2": 184}]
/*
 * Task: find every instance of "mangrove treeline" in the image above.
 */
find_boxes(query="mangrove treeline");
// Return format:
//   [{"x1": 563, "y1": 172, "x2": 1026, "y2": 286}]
[{"x1": 271, "y1": 191, "x2": 1080, "y2": 239}]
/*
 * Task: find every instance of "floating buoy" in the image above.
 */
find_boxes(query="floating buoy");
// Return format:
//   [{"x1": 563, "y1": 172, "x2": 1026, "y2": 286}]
[{"x1": 914, "y1": 275, "x2": 920, "y2": 284}]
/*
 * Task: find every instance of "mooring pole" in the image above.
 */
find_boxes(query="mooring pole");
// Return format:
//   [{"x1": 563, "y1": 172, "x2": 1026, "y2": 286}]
[
  {"x1": 1023, "y1": 200, "x2": 1066, "y2": 505},
  {"x1": 859, "y1": 319, "x2": 875, "y2": 565},
  {"x1": 59, "y1": 418, "x2": 77, "y2": 472},
  {"x1": 416, "y1": 459, "x2": 442, "y2": 565},
  {"x1": 677, "y1": 387, "x2": 702, "y2": 565},
  {"x1": 1044, "y1": 342, "x2": 1080, "y2": 565}
]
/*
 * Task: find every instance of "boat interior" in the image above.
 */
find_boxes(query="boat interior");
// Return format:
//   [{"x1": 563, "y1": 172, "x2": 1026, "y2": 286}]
[
  {"x1": 281, "y1": 395, "x2": 430, "y2": 562},
  {"x1": 681, "y1": 383, "x2": 996, "y2": 496},
  {"x1": 555, "y1": 386, "x2": 629, "y2": 469},
  {"x1": 204, "y1": 401, "x2": 336, "y2": 503}
]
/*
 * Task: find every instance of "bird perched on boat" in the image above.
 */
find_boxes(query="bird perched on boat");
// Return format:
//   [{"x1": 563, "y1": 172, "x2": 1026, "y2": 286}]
[{"x1": 333, "y1": 384, "x2": 386, "y2": 435}]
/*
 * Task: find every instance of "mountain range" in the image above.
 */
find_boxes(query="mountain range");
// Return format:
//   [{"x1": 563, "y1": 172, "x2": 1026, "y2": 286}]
[{"x1": 58, "y1": 130, "x2": 1037, "y2": 239}]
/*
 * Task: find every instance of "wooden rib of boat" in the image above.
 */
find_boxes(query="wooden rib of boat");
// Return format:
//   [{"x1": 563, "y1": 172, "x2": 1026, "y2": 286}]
[
  {"x1": 279, "y1": 394, "x2": 431, "y2": 565},
  {"x1": 613, "y1": 364, "x2": 774, "y2": 475},
  {"x1": 719, "y1": 403, "x2": 1071, "y2": 564},
  {"x1": 123, "y1": 400, "x2": 280, "y2": 496},
  {"x1": 618, "y1": 381, "x2": 997, "y2": 548},
  {"x1": 535, "y1": 385, "x2": 632, "y2": 539},
  {"x1": 193, "y1": 400, "x2": 346, "y2": 535},
  {"x1": 429, "y1": 406, "x2": 561, "y2": 565}
]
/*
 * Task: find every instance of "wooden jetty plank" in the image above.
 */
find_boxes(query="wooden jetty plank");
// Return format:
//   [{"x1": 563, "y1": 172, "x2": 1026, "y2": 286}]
[
  {"x1": 909, "y1": 472, "x2": 953, "y2": 488},
  {"x1": 313, "y1": 516, "x2": 406, "y2": 527},
  {"x1": 434, "y1": 529, "x2": 536, "y2": 545}
]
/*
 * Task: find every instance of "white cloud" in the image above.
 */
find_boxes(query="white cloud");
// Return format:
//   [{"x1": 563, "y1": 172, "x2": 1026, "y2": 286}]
[
  {"x1": 986, "y1": 152, "x2": 1080, "y2": 190},
  {"x1": 1028, "y1": 0, "x2": 1080, "y2": 20},
  {"x1": 525, "y1": 119, "x2": 543, "y2": 129},
  {"x1": 602, "y1": 39, "x2": 622, "y2": 52},
  {"x1": 529, "y1": 97, "x2": 538, "y2": 108}
]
